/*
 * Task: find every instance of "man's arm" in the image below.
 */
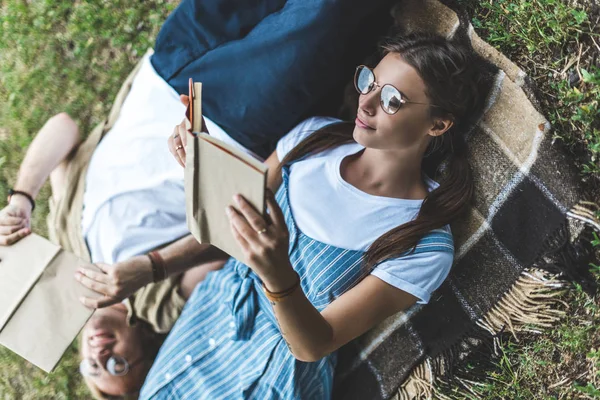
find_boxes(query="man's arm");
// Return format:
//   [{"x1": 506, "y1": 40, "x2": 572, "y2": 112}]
[
  {"x1": 0, "y1": 113, "x2": 80, "y2": 245},
  {"x1": 76, "y1": 234, "x2": 229, "y2": 308},
  {"x1": 14, "y1": 113, "x2": 80, "y2": 199}
]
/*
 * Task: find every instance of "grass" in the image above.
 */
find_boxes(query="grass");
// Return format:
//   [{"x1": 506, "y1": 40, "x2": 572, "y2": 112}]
[
  {"x1": 0, "y1": 0, "x2": 598, "y2": 398},
  {"x1": 464, "y1": 0, "x2": 600, "y2": 180},
  {"x1": 0, "y1": 1, "x2": 175, "y2": 397}
]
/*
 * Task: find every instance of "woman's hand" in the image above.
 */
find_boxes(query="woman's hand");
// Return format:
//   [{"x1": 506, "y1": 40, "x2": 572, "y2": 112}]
[
  {"x1": 75, "y1": 255, "x2": 154, "y2": 309},
  {"x1": 0, "y1": 197, "x2": 32, "y2": 246},
  {"x1": 226, "y1": 190, "x2": 297, "y2": 291},
  {"x1": 168, "y1": 95, "x2": 191, "y2": 168},
  {"x1": 168, "y1": 94, "x2": 209, "y2": 168}
]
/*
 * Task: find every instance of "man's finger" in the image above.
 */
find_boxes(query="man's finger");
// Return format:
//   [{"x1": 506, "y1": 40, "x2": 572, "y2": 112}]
[
  {"x1": 79, "y1": 296, "x2": 118, "y2": 309},
  {"x1": 0, "y1": 215, "x2": 25, "y2": 226},
  {"x1": 95, "y1": 263, "x2": 113, "y2": 274},
  {"x1": 0, "y1": 223, "x2": 26, "y2": 235},
  {"x1": 0, "y1": 228, "x2": 30, "y2": 246},
  {"x1": 75, "y1": 271, "x2": 110, "y2": 295},
  {"x1": 78, "y1": 267, "x2": 110, "y2": 284}
]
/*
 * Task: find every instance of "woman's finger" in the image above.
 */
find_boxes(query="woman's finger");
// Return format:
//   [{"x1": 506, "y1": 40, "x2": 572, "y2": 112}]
[
  {"x1": 178, "y1": 119, "x2": 189, "y2": 147},
  {"x1": 226, "y1": 206, "x2": 258, "y2": 243},
  {"x1": 168, "y1": 126, "x2": 185, "y2": 168},
  {"x1": 266, "y1": 190, "x2": 286, "y2": 230},
  {"x1": 0, "y1": 228, "x2": 30, "y2": 246},
  {"x1": 234, "y1": 195, "x2": 268, "y2": 234},
  {"x1": 180, "y1": 94, "x2": 190, "y2": 107},
  {"x1": 229, "y1": 217, "x2": 250, "y2": 253},
  {"x1": 77, "y1": 267, "x2": 110, "y2": 285},
  {"x1": 75, "y1": 271, "x2": 110, "y2": 296}
]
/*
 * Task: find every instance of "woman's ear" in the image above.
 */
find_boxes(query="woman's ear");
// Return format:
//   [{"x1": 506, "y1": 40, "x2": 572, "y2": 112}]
[{"x1": 429, "y1": 117, "x2": 454, "y2": 138}]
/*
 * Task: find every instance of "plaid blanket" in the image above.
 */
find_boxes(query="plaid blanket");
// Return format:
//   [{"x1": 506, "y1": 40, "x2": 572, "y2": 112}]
[{"x1": 332, "y1": 1, "x2": 599, "y2": 398}]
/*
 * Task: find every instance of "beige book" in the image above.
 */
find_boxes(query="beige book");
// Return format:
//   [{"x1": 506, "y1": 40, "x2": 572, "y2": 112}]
[
  {"x1": 185, "y1": 82, "x2": 268, "y2": 261},
  {"x1": 0, "y1": 234, "x2": 102, "y2": 372}
]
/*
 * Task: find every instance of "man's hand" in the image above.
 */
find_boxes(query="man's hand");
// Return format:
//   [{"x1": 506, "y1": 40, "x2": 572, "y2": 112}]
[
  {"x1": 75, "y1": 255, "x2": 154, "y2": 309},
  {"x1": 0, "y1": 197, "x2": 32, "y2": 246}
]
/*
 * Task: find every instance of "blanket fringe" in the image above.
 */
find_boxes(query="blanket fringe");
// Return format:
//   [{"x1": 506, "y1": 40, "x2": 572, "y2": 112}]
[
  {"x1": 396, "y1": 202, "x2": 599, "y2": 399},
  {"x1": 396, "y1": 267, "x2": 569, "y2": 399}
]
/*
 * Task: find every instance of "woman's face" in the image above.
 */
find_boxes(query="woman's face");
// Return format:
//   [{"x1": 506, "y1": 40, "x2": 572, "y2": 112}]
[
  {"x1": 80, "y1": 304, "x2": 148, "y2": 396},
  {"x1": 353, "y1": 53, "x2": 443, "y2": 154}
]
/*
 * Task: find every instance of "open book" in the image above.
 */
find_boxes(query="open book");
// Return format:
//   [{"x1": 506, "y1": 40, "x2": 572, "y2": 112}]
[
  {"x1": 184, "y1": 80, "x2": 268, "y2": 261},
  {"x1": 0, "y1": 234, "x2": 102, "y2": 372}
]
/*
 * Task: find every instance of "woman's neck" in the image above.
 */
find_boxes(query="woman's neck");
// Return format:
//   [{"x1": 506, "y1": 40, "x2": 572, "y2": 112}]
[{"x1": 341, "y1": 146, "x2": 427, "y2": 200}]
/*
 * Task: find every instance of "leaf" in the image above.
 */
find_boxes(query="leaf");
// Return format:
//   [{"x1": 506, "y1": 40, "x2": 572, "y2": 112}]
[{"x1": 570, "y1": 9, "x2": 587, "y2": 25}]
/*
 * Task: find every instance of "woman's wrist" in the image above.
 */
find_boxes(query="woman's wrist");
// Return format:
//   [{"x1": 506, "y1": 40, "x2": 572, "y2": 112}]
[{"x1": 261, "y1": 263, "x2": 299, "y2": 293}]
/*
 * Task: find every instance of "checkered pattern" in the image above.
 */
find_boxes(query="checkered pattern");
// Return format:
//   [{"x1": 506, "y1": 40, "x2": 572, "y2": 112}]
[{"x1": 332, "y1": 1, "x2": 590, "y2": 398}]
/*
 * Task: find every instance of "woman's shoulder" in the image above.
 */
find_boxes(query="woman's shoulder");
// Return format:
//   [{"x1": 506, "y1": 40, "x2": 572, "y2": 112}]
[{"x1": 370, "y1": 231, "x2": 454, "y2": 305}]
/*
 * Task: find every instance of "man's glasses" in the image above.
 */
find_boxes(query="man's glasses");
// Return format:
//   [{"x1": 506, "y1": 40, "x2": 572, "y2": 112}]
[
  {"x1": 79, "y1": 355, "x2": 142, "y2": 378},
  {"x1": 353, "y1": 65, "x2": 437, "y2": 115}
]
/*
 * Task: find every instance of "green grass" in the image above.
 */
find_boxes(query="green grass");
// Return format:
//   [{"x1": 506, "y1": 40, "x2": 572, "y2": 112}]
[
  {"x1": 0, "y1": 1, "x2": 175, "y2": 397},
  {"x1": 465, "y1": 0, "x2": 600, "y2": 179},
  {"x1": 440, "y1": 267, "x2": 600, "y2": 399},
  {"x1": 0, "y1": 0, "x2": 598, "y2": 398}
]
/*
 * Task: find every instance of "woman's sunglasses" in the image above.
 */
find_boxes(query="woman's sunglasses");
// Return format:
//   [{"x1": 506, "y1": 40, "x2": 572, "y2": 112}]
[{"x1": 353, "y1": 65, "x2": 437, "y2": 115}]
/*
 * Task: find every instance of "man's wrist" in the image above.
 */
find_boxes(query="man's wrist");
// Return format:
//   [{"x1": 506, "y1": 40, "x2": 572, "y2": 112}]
[
  {"x1": 134, "y1": 255, "x2": 155, "y2": 286},
  {"x1": 8, "y1": 193, "x2": 33, "y2": 214}
]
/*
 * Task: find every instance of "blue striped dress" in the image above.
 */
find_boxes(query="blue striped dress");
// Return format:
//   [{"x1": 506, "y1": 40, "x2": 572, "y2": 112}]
[{"x1": 140, "y1": 165, "x2": 454, "y2": 399}]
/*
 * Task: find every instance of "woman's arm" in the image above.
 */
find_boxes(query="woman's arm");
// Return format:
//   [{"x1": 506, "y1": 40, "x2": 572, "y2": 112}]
[
  {"x1": 227, "y1": 192, "x2": 418, "y2": 362},
  {"x1": 266, "y1": 274, "x2": 417, "y2": 362}
]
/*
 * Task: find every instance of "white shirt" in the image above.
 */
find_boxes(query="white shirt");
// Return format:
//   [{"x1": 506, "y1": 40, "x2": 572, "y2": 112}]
[
  {"x1": 82, "y1": 53, "x2": 250, "y2": 264},
  {"x1": 82, "y1": 54, "x2": 451, "y2": 304},
  {"x1": 276, "y1": 117, "x2": 453, "y2": 303}
]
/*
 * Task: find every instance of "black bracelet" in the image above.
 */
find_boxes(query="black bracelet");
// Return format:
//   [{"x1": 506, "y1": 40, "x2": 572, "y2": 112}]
[{"x1": 7, "y1": 189, "x2": 35, "y2": 212}]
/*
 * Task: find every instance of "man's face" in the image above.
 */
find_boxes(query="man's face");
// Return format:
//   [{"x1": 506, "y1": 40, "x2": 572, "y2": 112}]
[{"x1": 80, "y1": 303, "x2": 148, "y2": 396}]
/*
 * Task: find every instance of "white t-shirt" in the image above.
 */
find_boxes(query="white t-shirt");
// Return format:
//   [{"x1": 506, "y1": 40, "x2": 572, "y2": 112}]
[
  {"x1": 82, "y1": 53, "x2": 451, "y2": 304},
  {"x1": 276, "y1": 117, "x2": 453, "y2": 304},
  {"x1": 82, "y1": 53, "x2": 254, "y2": 264}
]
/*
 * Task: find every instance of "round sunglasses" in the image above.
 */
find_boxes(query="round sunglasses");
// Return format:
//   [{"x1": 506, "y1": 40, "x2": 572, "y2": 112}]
[
  {"x1": 80, "y1": 354, "x2": 143, "y2": 378},
  {"x1": 353, "y1": 65, "x2": 437, "y2": 115}
]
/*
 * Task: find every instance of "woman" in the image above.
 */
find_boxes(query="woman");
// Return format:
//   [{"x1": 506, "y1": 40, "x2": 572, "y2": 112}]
[
  {"x1": 0, "y1": 0, "x2": 389, "y2": 397},
  {"x1": 137, "y1": 31, "x2": 484, "y2": 399}
]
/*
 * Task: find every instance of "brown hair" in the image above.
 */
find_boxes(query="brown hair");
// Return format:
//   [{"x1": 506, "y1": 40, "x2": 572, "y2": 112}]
[{"x1": 280, "y1": 32, "x2": 486, "y2": 270}]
